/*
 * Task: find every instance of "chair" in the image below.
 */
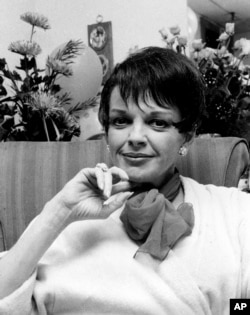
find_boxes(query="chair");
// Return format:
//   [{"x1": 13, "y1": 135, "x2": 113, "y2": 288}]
[
  {"x1": 0, "y1": 137, "x2": 249, "y2": 250},
  {"x1": 176, "y1": 136, "x2": 249, "y2": 187}
]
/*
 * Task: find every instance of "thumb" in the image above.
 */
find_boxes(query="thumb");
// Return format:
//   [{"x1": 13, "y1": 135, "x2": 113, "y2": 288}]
[{"x1": 102, "y1": 191, "x2": 133, "y2": 217}]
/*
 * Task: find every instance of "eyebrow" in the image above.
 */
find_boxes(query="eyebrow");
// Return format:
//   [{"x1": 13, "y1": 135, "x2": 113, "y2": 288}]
[
  {"x1": 109, "y1": 109, "x2": 128, "y2": 114},
  {"x1": 109, "y1": 109, "x2": 174, "y2": 117}
]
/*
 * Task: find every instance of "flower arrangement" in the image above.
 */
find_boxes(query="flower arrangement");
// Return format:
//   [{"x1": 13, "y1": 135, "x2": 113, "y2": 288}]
[
  {"x1": 0, "y1": 12, "x2": 82, "y2": 141},
  {"x1": 159, "y1": 24, "x2": 250, "y2": 140}
]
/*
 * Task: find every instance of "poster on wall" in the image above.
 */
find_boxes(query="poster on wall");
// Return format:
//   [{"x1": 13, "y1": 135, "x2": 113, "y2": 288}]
[{"x1": 88, "y1": 18, "x2": 114, "y2": 84}]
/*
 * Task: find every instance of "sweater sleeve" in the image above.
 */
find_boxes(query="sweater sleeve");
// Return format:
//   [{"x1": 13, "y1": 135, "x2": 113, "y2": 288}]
[
  {"x1": 237, "y1": 191, "x2": 250, "y2": 298},
  {"x1": 0, "y1": 267, "x2": 37, "y2": 315},
  {"x1": 0, "y1": 217, "x2": 41, "y2": 314}
]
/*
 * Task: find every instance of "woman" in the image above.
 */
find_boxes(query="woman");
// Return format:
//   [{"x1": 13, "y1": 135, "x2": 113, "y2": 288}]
[{"x1": 1, "y1": 47, "x2": 250, "y2": 314}]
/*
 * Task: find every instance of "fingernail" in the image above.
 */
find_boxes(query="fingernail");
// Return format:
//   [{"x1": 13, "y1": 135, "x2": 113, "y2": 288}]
[
  {"x1": 123, "y1": 191, "x2": 134, "y2": 201},
  {"x1": 104, "y1": 190, "x2": 111, "y2": 199}
]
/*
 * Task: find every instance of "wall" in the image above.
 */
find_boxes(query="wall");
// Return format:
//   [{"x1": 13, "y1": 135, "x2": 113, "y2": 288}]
[
  {"x1": 235, "y1": 31, "x2": 250, "y2": 41},
  {"x1": 0, "y1": 0, "x2": 189, "y2": 140},
  {"x1": 0, "y1": 0, "x2": 188, "y2": 70},
  {"x1": 187, "y1": 7, "x2": 250, "y2": 65},
  {"x1": 187, "y1": 7, "x2": 200, "y2": 44}
]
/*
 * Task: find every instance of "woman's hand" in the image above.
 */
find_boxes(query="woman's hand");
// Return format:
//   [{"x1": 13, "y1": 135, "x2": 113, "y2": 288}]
[
  {"x1": 0, "y1": 164, "x2": 133, "y2": 300},
  {"x1": 53, "y1": 163, "x2": 133, "y2": 222}
]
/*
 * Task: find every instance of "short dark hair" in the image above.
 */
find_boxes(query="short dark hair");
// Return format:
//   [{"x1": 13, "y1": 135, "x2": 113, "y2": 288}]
[{"x1": 99, "y1": 46, "x2": 205, "y2": 134}]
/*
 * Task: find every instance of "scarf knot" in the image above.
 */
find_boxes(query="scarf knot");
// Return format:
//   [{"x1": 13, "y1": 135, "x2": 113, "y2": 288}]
[{"x1": 120, "y1": 173, "x2": 194, "y2": 260}]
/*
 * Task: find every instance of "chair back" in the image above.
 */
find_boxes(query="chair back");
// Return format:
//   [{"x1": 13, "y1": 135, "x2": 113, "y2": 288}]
[
  {"x1": 176, "y1": 137, "x2": 249, "y2": 187},
  {"x1": 0, "y1": 137, "x2": 249, "y2": 250}
]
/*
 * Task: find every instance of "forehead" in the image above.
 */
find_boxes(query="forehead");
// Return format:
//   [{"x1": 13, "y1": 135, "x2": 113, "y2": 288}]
[{"x1": 109, "y1": 86, "x2": 181, "y2": 119}]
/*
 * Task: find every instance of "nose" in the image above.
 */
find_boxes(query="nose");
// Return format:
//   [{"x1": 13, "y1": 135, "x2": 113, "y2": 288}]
[{"x1": 127, "y1": 123, "x2": 147, "y2": 147}]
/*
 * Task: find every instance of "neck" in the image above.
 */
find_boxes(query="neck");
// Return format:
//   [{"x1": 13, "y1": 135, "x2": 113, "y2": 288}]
[
  {"x1": 152, "y1": 167, "x2": 177, "y2": 188},
  {"x1": 172, "y1": 182, "x2": 184, "y2": 209},
  {"x1": 130, "y1": 168, "x2": 182, "y2": 205}
]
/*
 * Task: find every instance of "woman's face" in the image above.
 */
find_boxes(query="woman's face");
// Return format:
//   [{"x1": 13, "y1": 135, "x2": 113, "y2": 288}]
[{"x1": 107, "y1": 87, "x2": 187, "y2": 187}]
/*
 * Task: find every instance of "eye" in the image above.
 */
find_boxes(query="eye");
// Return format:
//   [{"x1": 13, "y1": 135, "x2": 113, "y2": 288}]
[
  {"x1": 149, "y1": 119, "x2": 171, "y2": 130},
  {"x1": 110, "y1": 117, "x2": 130, "y2": 128}
]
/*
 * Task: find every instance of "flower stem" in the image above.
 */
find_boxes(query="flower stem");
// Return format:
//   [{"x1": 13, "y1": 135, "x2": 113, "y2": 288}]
[
  {"x1": 237, "y1": 55, "x2": 245, "y2": 68},
  {"x1": 225, "y1": 36, "x2": 232, "y2": 50},
  {"x1": 50, "y1": 117, "x2": 61, "y2": 141},
  {"x1": 42, "y1": 115, "x2": 50, "y2": 141},
  {"x1": 23, "y1": 56, "x2": 29, "y2": 81},
  {"x1": 30, "y1": 25, "x2": 35, "y2": 42},
  {"x1": 6, "y1": 64, "x2": 19, "y2": 92}
]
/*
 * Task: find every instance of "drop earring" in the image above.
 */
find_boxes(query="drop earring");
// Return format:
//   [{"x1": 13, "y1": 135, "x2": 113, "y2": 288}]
[
  {"x1": 106, "y1": 144, "x2": 110, "y2": 152},
  {"x1": 179, "y1": 146, "x2": 187, "y2": 156}
]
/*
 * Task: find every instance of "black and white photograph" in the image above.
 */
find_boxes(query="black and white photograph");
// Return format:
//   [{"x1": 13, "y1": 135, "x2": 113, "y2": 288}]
[{"x1": 0, "y1": 0, "x2": 250, "y2": 314}]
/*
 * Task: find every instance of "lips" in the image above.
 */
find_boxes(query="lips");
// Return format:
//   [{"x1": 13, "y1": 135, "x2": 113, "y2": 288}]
[{"x1": 122, "y1": 152, "x2": 154, "y2": 158}]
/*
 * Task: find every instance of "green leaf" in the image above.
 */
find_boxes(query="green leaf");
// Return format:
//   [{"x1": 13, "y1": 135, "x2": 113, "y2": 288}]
[
  {"x1": 33, "y1": 76, "x2": 43, "y2": 85},
  {"x1": 0, "y1": 58, "x2": 6, "y2": 71},
  {"x1": 0, "y1": 125, "x2": 9, "y2": 141},
  {"x1": 21, "y1": 77, "x2": 33, "y2": 92},
  {"x1": 0, "y1": 103, "x2": 15, "y2": 116},
  {"x1": 2, "y1": 69, "x2": 12, "y2": 79},
  {"x1": 54, "y1": 40, "x2": 84, "y2": 64},
  {"x1": 0, "y1": 84, "x2": 7, "y2": 96},
  {"x1": 50, "y1": 84, "x2": 61, "y2": 94},
  {"x1": 238, "y1": 97, "x2": 250, "y2": 110},
  {"x1": 30, "y1": 57, "x2": 37, "y2": 69},
  {"x1": 12, "y1": 70, "x2": 22, "y2": 81},
  {"x1": 17, "y1": 57, "x2": 36, "y2": 71}
]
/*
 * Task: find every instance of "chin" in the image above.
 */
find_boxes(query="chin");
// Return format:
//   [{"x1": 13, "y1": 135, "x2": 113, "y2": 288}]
[
  {"x1": 126, "y1": 169, "x2": 155, "y2": 184},
  {"x1": 114, "y1": 157, "x2": 159, "y2": 184}
]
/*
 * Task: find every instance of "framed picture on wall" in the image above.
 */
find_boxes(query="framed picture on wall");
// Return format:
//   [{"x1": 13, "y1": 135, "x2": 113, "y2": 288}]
[{"x1": 88, "y1": 21, "x2": 114, "y2": 84}]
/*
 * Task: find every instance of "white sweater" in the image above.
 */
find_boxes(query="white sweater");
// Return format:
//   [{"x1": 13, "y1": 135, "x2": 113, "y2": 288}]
[{"x1": 1, "y1": 176, "x2": 250, "y2": 315}]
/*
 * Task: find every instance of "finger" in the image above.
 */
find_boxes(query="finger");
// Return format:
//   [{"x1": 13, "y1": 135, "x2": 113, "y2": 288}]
[
  {"x1": 94, "y1": 163, "x2": 109, "y2": 191},
  {"x1": 80, "y1": 168, "x2": 98, "y2": 189},
  {"x1": 111, "y1": 180, "x2": 133, "y2": 195},
  {"x1": 109, "y1": 166, "x2": 129, "y2": 183},
  {"x1": 103, "y1": 166, "x2": 129, "y2": 197},
  {"x1": 102, "y1": 191, "x2": 134, "y2": 217},
  {"x1": 95, "y1": 165, "x2": 129, "y2": 198},
  {"x1": 95, "y1": 165, "x2": 105, "y2": 190},
  {"x1": 76, "y1": 166, "x2": 131, "y2": 198},
  {"x1": 103, "y1": 171, "x2": 113, "y2": 199},
  {"x1": 81, "y1": 166, "x2": 128, "y2": 188},
  {"x1": 95, "y1": 163, "x2": 115, "y2": 199}
]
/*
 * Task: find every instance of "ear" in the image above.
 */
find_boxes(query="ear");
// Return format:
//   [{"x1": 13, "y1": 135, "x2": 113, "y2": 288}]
[
  {"x1": 178, "y1": 132, "x2": 195, "y2": 157},
  {"x1": 181, "y1": 131, "x2": 195, "y2": 151}
]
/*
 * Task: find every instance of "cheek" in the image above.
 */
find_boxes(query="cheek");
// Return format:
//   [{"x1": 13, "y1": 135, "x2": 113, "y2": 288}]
[
  {"x1": 154, "y1": 133, "x2": 183, "y2": 157},
  {"x1": 107, "y1": 130, "x2": 127, "y2": 153},
  {"x1": 107, "y1": 128, "x2": 184, "y2": 159}
]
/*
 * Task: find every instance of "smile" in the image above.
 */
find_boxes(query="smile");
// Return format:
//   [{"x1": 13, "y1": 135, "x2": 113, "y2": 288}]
[
  {"x1": 121, "y1": 153, "x2": 154, "y2": 165},
  {"x1": 122, "y1": 152, "x2": 154, "y2": 158}
]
